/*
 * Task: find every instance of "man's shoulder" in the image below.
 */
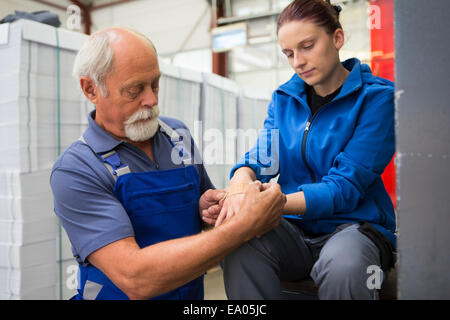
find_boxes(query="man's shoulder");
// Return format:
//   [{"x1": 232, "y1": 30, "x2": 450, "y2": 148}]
[
  {"x1": 54, "y1": 140, "x2": 89, "y2": 167},
  {"x1": 51, "y1": 138, "x2": 114, "y2": 194},
  {"x1": 52, "y1": 139, "x2": 103, "y2": 178}
]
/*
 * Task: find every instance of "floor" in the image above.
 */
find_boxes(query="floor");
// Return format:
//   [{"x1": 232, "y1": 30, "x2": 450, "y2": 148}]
[{"x1": 204, "y1": 265, "x2": 227, "y2": 300}]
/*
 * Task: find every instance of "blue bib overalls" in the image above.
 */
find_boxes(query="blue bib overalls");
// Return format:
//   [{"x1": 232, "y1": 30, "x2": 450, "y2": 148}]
[{"x1": 72, "y1": 119, "x2": 204, "y2": 300}]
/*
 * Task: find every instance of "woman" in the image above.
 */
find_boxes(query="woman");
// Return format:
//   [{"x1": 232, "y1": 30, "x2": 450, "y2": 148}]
[{"x1": 214, "y1": 0, "x2": 396, "y2": 299}]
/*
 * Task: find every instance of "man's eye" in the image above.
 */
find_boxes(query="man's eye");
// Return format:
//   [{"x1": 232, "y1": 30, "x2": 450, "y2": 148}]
[
  {"x1": 129, "y1": 87, "x2": 142, "y2": 94},
  {"x1": 127, "y1": 86, "x2": 143, "y2": 97},
  {"x1": 303, "y1": 44, "x2": 314, "y2": 50}
]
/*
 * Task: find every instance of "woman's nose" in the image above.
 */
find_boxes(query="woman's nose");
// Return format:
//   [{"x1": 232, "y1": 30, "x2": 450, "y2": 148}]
[{"x1": 293, "y1": 52, "x2": 307, "y2": 69}]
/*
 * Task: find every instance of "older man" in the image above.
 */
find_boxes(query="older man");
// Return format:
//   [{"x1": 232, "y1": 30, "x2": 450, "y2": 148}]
[{"x1": 50, "y1": 28, "x2": 285, "y2": 300}]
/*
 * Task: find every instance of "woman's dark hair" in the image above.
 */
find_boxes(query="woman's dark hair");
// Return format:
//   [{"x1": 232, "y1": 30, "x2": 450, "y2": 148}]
[{"x1": 277, "y1": 0, "x2": 342, "y2": 35}]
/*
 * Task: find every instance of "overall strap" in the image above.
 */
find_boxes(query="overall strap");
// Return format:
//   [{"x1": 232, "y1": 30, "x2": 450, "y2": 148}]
[
  {"x1": 78, "y1": 136, "x2": 130, "y2": 181},
  {"x1": 157, "y1": 118, "x2": 192, "y2": 166},
  {"x1": 79, "y1": 118, "x2": 190, "y2": 180}
]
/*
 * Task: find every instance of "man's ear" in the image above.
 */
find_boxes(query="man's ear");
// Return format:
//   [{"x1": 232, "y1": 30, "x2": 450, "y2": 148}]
[
  {"x1": 333, "y1": 28, "x2": 345, "y2": 50},
  {"x1": 79, "y1": 76, "x2": 100, "y2": 104}
]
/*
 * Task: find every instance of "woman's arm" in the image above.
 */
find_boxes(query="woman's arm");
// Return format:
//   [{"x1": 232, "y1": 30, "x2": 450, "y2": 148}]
[{"x1": 283, "y1": 191, "x2": 306, "y2": 215}]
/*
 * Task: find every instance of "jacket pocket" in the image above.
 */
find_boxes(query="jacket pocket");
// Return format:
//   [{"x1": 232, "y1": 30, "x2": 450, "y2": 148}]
[{"x1": 126, "y1": 182, "x2": 197, "y2": 212}]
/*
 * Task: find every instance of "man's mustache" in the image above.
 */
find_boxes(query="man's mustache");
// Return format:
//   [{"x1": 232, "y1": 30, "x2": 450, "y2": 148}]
[{"x1": 124, "y1": 106, "x2": 159, "y2": 125}]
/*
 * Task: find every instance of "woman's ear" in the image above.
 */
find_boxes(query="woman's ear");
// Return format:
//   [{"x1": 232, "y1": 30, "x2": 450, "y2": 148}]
[
  {"x1": 333, "y1": 28, "x2": 345, "y2": 50},
  {"x1": 79, "y1": 76, "x2": 99, "y2": 105}
]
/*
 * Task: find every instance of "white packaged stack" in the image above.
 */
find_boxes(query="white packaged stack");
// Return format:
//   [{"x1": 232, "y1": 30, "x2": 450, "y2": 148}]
[
  {"x1": 159, "y1": 61, "x2": 203, "y2": 135},
  {"x1": 201, "y1": 73, "x2": 239, "y2": 190},
  {"x1": 236, "y1": 88, "x2": 271, "y2": 162},
  {"x1": 0, "y1": 20, "x2": 89, "y2": 299}
]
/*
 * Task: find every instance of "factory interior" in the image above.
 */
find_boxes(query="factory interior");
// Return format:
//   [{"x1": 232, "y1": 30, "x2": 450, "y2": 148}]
[{"x1": 0, "y1": 0, "x2": 449, "y2": 303}]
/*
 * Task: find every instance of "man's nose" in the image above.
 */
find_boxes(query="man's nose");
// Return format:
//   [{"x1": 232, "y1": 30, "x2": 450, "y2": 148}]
[{"x1": 140, "y1": 86, "x2": 158, "y2": 107}]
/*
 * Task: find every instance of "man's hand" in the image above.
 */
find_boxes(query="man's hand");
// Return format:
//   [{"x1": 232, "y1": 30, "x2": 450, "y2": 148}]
[
  {"x1": 215, "y1": 182, "x2": 281, "y2": 228},
  {"x1": 215, "y1": 192, "x2": 244, "y2": 227},
  {"x1": 232, "y1": 181, "x2": 286, "y2": 239},
  {"x1": 199, "y1": 189, "x2": 226, "y2": 225}
]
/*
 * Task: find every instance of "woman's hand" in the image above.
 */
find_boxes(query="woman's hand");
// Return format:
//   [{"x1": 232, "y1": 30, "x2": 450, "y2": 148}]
[{"x1": 214, "y1": 192, "x2": 245, "y2": 227}]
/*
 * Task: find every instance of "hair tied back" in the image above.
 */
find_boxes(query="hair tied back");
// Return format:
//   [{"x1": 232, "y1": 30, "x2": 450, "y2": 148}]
[
  {"x1": 324, "y1": 0, "x2": 342, "y2": 15},
  {"x1": 333, "y1": 4, "x2": 342, "y2": 15}
]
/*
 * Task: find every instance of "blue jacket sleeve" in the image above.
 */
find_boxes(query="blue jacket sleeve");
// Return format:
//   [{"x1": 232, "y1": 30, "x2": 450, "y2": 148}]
[
  {"x1": 299, "y1": 88, "x2": 395, "y2": 219},
  {"x1": 230, "y1": 97, "x2": 280, "y2": 182}
]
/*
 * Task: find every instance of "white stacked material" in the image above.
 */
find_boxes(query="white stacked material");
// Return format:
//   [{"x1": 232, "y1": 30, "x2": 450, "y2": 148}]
[
  {"x1": 0, "y1": 22, "x2": 90, "y2": 172},
  {"x1": 236, "y1": 88, "x2": 271, "y2": 162},
  {"x1": 0, "y1": 170, "x2": 58, "y2": 299},
  {"x1": 56, "y1": 227, "x2": 79, "y2": 300},
  {"x1": 0, "y1": 264, "x2": 57, "y2": 300},
  {"x1": 158, "y1": 61, "x2": 203, "y2": 135},
  {"x1": 201, "y1": 73, "x2": 239, "y2": 190},
  {"x1": 0, "y1": 20, "x2": 89, "y2": 299}
]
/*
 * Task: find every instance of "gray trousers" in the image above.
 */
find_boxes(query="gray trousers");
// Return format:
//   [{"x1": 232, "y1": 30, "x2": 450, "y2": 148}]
[{"x1": 222, "y1": 219, "x2": 383, "y2": 300}]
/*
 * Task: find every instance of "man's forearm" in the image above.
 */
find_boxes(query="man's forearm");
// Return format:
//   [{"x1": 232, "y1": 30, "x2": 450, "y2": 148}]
[
  {"x1": 89, "y1": 181, "x2": 284, "y2": 300},
  {"x1": 128, "y1": 218, "x2": 253, "y2": 299}
]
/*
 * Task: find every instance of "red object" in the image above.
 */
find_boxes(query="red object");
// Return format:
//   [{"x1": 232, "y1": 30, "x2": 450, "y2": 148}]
[
  {"x1": 211, "y1": 1, "x2": 228, "y2": 77},
  {"x1": 370, "y1": 0, "x2": 396, "y2": 208}
]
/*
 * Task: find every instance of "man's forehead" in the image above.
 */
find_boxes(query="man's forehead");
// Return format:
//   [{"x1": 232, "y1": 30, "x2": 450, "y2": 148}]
[
  {"x1": 122, "y1": 73, "x2": 162, "y2": 88},
  {"x1": 110, "y1": 41, "x2": 158, "y2": 72}
]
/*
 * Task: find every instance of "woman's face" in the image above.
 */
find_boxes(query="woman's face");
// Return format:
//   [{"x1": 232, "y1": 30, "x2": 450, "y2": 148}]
[{"x1": 278, "y1": 19, "x2": 344, "y2": 87}]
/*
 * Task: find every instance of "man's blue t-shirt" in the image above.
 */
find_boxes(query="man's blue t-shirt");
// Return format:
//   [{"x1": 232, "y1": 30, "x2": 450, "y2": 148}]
[{"x1": 51, "y1": 110, "x2": 214, "y2": 266}]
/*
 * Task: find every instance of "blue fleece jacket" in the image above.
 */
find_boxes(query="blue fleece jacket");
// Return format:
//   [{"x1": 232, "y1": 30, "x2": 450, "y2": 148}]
[{"x1": 230, "y1": 58, "x2": 396, "y2": 247}]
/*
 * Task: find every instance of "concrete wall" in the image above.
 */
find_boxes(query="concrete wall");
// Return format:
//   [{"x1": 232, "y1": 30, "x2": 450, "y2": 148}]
[{"x1": 395, "y1": 0, "x2": 450, "y2": 299}]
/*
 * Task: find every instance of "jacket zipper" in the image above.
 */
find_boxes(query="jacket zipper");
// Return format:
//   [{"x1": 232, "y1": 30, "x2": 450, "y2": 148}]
[
  {"x1": 301, "y1": 102, "x2": 331, "y2": 184},
  {"x1": 302, "y1": 120, "x2": 316, "y2": 183}
]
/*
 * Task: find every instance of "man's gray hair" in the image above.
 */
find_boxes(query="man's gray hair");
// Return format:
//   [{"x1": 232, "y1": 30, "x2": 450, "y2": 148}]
[
  {"x1": 73, "y1": 31, "x2": 113, "y2": 97},
  {"x1": 72, "y1": 28, "x2": 156, "y2": 97}
]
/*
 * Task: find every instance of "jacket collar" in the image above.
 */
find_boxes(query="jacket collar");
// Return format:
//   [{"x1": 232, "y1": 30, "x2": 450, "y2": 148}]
[{"x1": 277, "y1": 58, "x2": 364, "y2": 101}]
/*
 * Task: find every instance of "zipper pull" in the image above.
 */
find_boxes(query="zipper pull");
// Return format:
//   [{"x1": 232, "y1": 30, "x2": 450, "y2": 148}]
[{"x1": 305, "y1": 121, "x2": 311, "y2": 132}]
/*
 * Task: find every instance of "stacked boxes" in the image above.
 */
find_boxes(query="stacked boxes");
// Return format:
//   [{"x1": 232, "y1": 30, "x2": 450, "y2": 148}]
[
  {"x1": 237, "y1": 89, "x2": 271, "y2": 163},
  {"x1": 0, "y1": 20, "x2": 272, "y2": 299},
  {"x1": 0, "y1": 171, "x2": 56, "y2": 299},
  {"x1": 0, "y1": 20, "x2": 89, "y2": 299},
  {"x1": 201, "y1": 73, "x2": 240, "y2": 190},
  {"x1": 159, "y1": 61, "x2": 203, "y2": 135}
]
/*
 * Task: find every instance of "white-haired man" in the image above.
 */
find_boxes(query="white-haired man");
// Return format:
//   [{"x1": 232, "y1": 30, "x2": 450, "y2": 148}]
[{"x1": 50, "y1": 28, "x2": 285, "y2": 300}]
